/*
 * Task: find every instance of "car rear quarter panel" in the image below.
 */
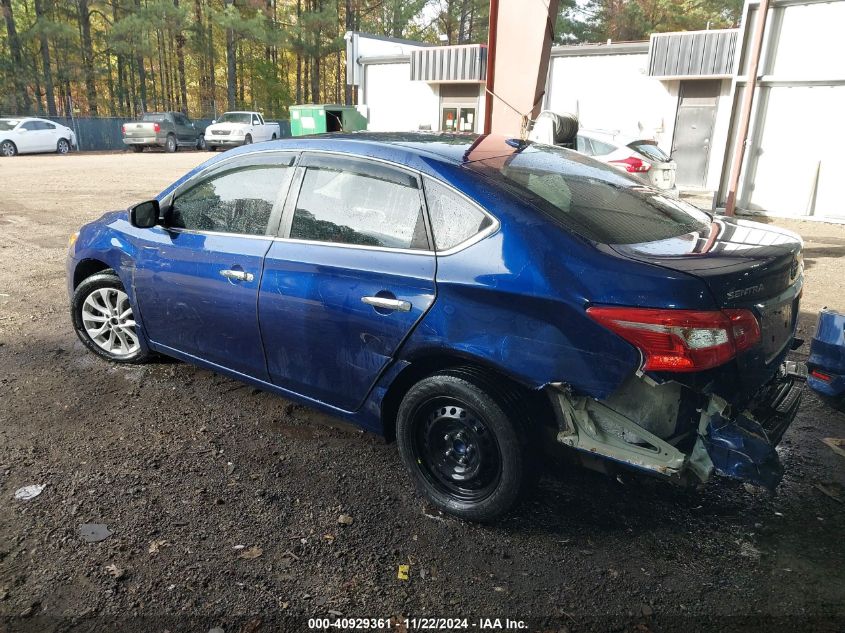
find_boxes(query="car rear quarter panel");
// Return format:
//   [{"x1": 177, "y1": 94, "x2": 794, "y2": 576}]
[{"x1": 400, "y1": 162, "x2": 719, "y2": 399}]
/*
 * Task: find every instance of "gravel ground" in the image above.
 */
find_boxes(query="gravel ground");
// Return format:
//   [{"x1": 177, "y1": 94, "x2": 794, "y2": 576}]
[{"x1": 1, "y1": 152, "x2": 844, "y2": 633}]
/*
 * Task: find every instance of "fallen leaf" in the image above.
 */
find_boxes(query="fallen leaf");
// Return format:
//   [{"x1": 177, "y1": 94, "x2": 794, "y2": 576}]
[
  {"x1": 397, "y1": 564, "x2": 409, "y2": 581},
  {"x1": 105, "y1": 564, "x2": 125, "y2": 580},
  {"x1": 337, "y1": 514, "x2": 354, "y2": 526},
  {"x1": 148, "y1": 539, "x2": 168, "y2": 555},
  {"x1": 238, "y1": 546, "x2": 263, "y2": 560}
]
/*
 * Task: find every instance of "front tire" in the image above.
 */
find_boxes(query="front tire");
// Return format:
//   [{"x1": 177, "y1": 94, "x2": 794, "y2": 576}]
[
  {"x1": 243, "y1": 134, "x2": 252, "y2": 145},
  {"x1": 57, "y1": 138, "x2": 70, "y2": 154},
  {"x1": 71, "y1": 271, "x2": 150, "y2": 364},
  {"x1": 197, "y1": 135, "x2": 207, "y2": 150},
  {"x1": 1, "y1": 140, "x2": 17, "y2": 157},
  {"x1": 165, "y1": 134, "x2": 177, "y2": 153},
  {"x1": 396, "y1": 369, "x2": 531, "y2": 522}
]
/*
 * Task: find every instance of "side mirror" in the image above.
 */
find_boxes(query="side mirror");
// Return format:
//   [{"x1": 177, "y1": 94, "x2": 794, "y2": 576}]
[{"x1": 129, "y1": 200, "x2": 160, "y2": 228}]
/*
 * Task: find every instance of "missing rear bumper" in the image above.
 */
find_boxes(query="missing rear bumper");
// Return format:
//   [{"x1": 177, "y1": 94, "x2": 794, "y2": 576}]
[{"x1": 550, "y1": 364, "x2": 805, "y2": 488}]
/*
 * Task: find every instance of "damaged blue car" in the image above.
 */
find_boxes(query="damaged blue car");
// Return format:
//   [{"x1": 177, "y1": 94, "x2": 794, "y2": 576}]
[{"x1": 67, "y1": 133, "x2": 805, "y2": 521}]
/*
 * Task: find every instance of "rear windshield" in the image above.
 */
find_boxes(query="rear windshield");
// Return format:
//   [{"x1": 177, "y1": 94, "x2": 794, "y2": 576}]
[
  {"x1": 628, "y1": 140, "x2": 670, "y2": 163},
  {"x1": 142, "y1": 113, "x2": 167, "y2": 122},
  {"x1": 468, "y1": 143, "x2": 709, "y2": 245}
]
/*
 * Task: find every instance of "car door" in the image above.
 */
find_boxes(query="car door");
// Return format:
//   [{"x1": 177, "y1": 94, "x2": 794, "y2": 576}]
[
  {"x1": 40, "y1": 121, "x2": 60, "y2": 150},
  {"x1": 258, "y1": 153, "x2": 436, "y2": 410},
  {"x1": 132, "y1": 152, "x2": 297, "y2": 379},
  {"x1": 251, "y1": 114, "x2": 264, "y2": 141},
  {"x1": 16, "y1": 121, "x2": 47, "y2": 152}
]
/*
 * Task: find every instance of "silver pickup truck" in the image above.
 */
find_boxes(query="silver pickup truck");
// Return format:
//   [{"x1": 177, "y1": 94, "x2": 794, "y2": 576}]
[{"x1": 121, "y1": 112, "x2": 206, "y2": 153}]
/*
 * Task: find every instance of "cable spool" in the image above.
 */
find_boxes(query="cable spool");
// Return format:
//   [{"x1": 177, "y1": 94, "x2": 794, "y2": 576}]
[{"x1": 528, "y1": 111, "x2": 579, "y2": 146}]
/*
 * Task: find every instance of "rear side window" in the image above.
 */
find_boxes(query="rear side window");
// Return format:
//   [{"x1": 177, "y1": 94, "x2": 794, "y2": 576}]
[
  {"x1": 629, "y1": 141, "x2": 670, "y2": 163},
  {"x1": 424, "y1": 178, "x2": 492, "y2": 251},
  {"x1": 469, "y1": 144, "x2": 710, "y2": 245},
  {"x1": 588, "y1": 138, "x2": 617, "y2": 155},
  {"x1": 170, "y1": 165, "x2": 291, "y2": 235},
  {"x1": 290, "y1": 163, "x2": 429, "y2": 250}
]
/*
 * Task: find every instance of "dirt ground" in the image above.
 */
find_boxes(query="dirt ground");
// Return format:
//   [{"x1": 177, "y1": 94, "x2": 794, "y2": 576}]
[{"x1": 1, "y1": 151, "x2": 844, "y2": 633}]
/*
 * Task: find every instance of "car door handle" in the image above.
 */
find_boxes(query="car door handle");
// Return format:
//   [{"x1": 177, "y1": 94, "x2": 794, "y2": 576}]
[
  {"x1": 220, "y1": 269, "x2": 254, "y2": 282},
  {"x1": 361, "y1": 296, "x2": 412, "y2": 312}
]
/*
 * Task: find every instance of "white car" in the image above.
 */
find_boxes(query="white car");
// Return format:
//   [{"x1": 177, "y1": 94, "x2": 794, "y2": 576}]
[
  {"x1": 204, "y1": 111, "x2": 280, "y2": 151},
  {"x1": 576, "y1": 129, "x2": 678, "y2": 197},
  {"x1": 0, "y1": 117, "x2": 76, "y2": 157}
]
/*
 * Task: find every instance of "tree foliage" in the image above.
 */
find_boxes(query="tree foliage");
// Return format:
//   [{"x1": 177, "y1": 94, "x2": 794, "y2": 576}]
[{"x1": 0, "y1": 0, "x2": 743, "y2": 119}]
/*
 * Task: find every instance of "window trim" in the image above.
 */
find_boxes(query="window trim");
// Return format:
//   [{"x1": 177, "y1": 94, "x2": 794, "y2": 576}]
[
  {"x1": 164, "y1": 152, "x2": 298, "y2": 238},
  {"x1": 277, "y1": 152, "x2": 436, "y2": 254},
  {"x1": 159, "y1": 147, "x2": 500, "y2": 255}
]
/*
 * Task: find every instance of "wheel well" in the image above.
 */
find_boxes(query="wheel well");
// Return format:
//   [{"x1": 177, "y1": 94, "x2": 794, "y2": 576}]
[
  {"x1": 379, "y1": 354, "x2": 555, "y2": 442},
  {"x1": 73, "y1": 259, "x2": 112, "y2": 289}
]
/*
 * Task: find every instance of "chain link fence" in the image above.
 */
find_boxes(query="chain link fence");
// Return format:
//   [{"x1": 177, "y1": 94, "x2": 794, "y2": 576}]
[{"x1": 51, "y1": 116, "x2": 291, "y2": 151}]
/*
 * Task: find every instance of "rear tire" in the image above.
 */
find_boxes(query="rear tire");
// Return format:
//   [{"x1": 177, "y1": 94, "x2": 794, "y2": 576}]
[
  {"x1": 1, "y1": 140, "x2": 17, "y2": 157},
  {"x1": 396, "y1": 369, "x2": 532, "y2": 522},
  {"x1": 71, "y1": 271, "x2": 150, "y2": 364},
  {"x1": 207, "y1": 144, "x2": 217, "y2": 152},
  {"x1": 131, "y1": 145, "x2": 145, "y2": 153},
  {"x1": 165, "y1": 134, "x2": 177, "y2": 153},
  {"x1": 57, "y1": 138, "x2": 70, "y2": 154}
]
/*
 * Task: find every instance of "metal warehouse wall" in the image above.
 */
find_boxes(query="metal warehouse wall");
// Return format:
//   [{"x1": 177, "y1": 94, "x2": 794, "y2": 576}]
[
  {"x1": 53, "y1": 117, "x2": 291, "y2": 152},
  {"x1": 721, "y1": 0, "x2": 845, "y2": 219},
  {"x1": 544, "y1": 48, "x2": 680, "y2": 152}
]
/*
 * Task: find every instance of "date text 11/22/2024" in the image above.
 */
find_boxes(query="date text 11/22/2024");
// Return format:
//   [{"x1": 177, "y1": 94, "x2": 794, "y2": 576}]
[{"x1": 307, "y1": 617, "x2": 528, "y2": 630}]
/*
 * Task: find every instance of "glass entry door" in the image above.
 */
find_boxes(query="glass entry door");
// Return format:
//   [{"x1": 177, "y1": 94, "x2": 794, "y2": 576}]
[{"x1": 441, "y1": 106, "x2": 476, "y2": 133}]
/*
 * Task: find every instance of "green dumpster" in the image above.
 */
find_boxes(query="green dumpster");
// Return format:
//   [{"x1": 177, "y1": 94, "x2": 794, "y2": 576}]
[{"x1": 289, "y1": 104, "x2": 368, "y2": 136}]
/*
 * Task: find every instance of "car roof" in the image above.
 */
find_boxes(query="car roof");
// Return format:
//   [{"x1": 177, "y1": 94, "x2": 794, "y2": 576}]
[{"x1": 263, "y1": 132, "x2": 510, "y2": 167}]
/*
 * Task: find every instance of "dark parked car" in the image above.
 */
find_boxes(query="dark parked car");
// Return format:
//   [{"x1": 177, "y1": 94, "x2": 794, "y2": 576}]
[
  {"x1": 122, "y1": 111, "x2": 206, "y2": 153},
  {"x1": 67, "y1": 133, "x2": 805, "y2": 521}
]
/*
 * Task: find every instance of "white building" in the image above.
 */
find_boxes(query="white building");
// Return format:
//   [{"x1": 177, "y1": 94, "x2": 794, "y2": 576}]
[{"x1": 345, "y1": 0, "x2": 844, "y2": 221}]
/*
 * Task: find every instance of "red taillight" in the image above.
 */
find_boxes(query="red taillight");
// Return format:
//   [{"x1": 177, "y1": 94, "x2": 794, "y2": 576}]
[
  {"x1": 586, "y1": 306, "x2": 761, "y2": 372},
  {"x1": 811, "y1": 369, "x2": 832, "y2": 382},
  {"x1": 153, "y1": 123, "x2": 161, "y2": 132},
  {"x1": 609, "y1": 156, "x2": 650, "y2": 173},
  {"x1": 121, "y1": 124, "x2": 126, "y2": 135}
]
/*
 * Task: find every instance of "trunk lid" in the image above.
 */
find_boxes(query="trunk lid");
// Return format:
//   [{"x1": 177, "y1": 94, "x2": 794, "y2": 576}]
[{"x1": 610, "y1": 217, "x2": 804, "y2": 399}]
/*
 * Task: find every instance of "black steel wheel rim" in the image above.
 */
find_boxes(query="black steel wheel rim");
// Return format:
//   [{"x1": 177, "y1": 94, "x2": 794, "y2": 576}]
[{"x1": 411, "y1": 397, "x2": 502, "y2": 503}]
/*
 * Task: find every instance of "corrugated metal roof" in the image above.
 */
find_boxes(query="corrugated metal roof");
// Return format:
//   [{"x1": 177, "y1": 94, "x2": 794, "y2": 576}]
[
  {"x1": 648, "y1": 30, "x2": 738, "y2": 78},
  {"x1": 410, "y1": 45, "x2": 487, "y2": 82}
]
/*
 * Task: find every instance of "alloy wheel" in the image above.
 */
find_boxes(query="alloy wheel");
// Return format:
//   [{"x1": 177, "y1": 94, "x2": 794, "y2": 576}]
[
  {"x1": 1, "y1": 141, "x2": 16, "y2": 157},
  {"x1": 81, "y1": 287, "x2": 140, "y2": 357},
  {"x1": 58, "y1": 139, "x2": 69, "y2": 154}
]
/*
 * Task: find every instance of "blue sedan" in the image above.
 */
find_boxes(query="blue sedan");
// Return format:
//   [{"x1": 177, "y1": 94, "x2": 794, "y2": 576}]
[{"x1": 67, "y1": 133, "x2": 805, "y2": 521}]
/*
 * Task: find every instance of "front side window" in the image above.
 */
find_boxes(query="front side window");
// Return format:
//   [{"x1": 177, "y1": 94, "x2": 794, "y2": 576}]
[
  {"x1": 0, "y1": 119, "x2": 19, "y2": 131},
  {"x1": 424, "y1": 178, "x2": 492, "y2": 251},
  {"x1": 290, "y1": 162, "x2": 428, "y2": 250},
  {"x1": 170, "y1": 164, "x2": 291, "y2": 235}
]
